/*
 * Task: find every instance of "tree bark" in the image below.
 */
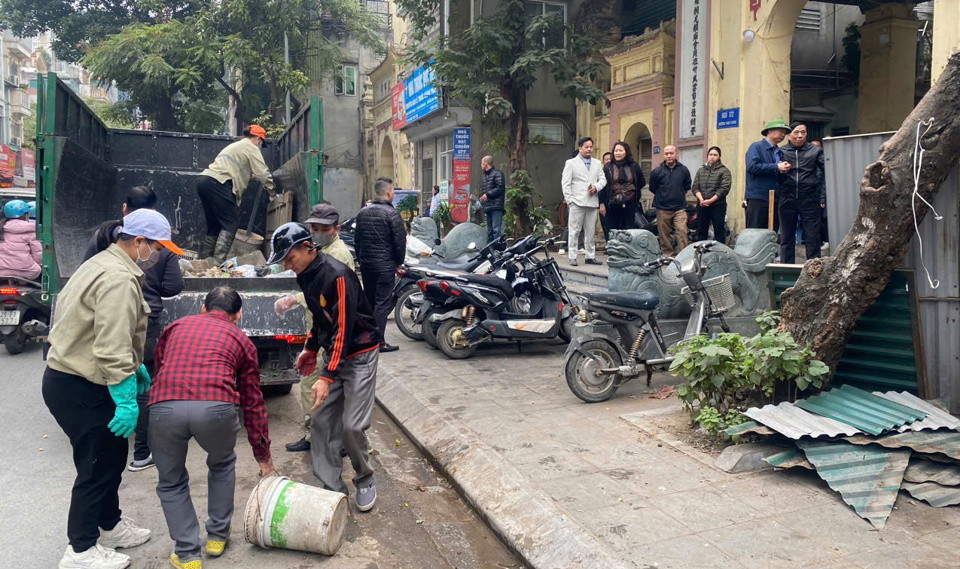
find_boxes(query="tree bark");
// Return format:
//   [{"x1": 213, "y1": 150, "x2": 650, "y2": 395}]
[
  {"x1": 505, "y1": 82, "x2": 531, "y2": 233},
  {"x1": 779, "y1": 53, "x2": 960, "y2": 376},
  {"x1": 217, "y1": 63, "x2": 243, "y2": 134}
]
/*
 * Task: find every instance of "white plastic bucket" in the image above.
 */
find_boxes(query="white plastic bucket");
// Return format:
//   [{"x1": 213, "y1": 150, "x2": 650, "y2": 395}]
[{"x1": 243, "y1": 475, "x2": 348, "y2": 555}]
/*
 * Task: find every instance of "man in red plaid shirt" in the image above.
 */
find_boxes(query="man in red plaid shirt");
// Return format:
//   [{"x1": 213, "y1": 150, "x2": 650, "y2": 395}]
[{"x1": 148, "y1": 286, "x2": 273, "y2": 568}]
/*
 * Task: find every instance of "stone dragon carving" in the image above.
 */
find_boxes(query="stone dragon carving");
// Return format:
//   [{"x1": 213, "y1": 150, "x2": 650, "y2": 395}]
[{"x1": 606, "y1": 229, "x2": 779, "y2": 319}]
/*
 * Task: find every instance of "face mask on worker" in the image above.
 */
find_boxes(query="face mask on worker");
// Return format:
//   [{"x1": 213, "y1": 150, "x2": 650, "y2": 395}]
[
  {"x1": 136, "y1": 240, "x2": 161, "y2": 270},
  {"x1": 312, "y1": 232, "x2": 335, "y2": 248}
]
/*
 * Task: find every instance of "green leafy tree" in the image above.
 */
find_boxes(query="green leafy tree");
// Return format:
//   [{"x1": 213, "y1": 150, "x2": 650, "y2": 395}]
[
  {"x1": 0, "y1": 0, "x2": 203, "y2": 63},
  {"x1": 23, "y1": 103, "x2": 37, "y2": 150},
  {"x1": 82, "y1": 20, "x2": 226, "y2": 132},
  {"x1": 396, "y1": 0, "x2": 605, "y2": 233}
]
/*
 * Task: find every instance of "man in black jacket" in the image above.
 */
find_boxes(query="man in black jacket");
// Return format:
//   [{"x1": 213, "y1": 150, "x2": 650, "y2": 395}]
[
  {"x1": 777, "y1": 121, "x2": 825, "y2": 263},
  {"x1": 355, "y1": 177, "x2": 406, "y2": 353},
  {"x1": 268, "y1": 222, "x2": 381, "y2": 510},
  {"x1": 479, "y1": 156, "x2": 506, "y2": 243},
  {"x1": 648, "y1": 145, "x2": 692, "y2": 256}
]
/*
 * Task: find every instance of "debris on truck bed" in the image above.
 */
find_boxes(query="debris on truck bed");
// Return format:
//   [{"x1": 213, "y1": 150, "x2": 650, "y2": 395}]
[{"x1": 179, "y1": 250, "x2": 297, "y2": 279}]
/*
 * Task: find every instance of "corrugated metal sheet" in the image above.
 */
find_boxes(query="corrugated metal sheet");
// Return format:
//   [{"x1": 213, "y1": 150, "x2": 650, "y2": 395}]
[
  {"x1": 842, "y1": 430, "x2": 960, "y2": 461},
  {"x1": 797, "y1": 439, "x2": 911, "y2": 528},
  {"x1": 902, "y1": 482, "x2": 960, "y2": 508},
  {"x1": 795, "y1": 385, "x2": 928, "y2": 436},
  {"x1": 764, "y1": 448, "x2": 814, "y2": 470},
  {"x1": 724, "y1": 420, "x2": 774, "y2": 437},
  {"x1": 873, "y1": 391, "x2": 960, "y2": 432},
  {"x1": 744, "y1": 401, "x2": 862, "y2": 439},
  {"x1": 904, "y1": 460, "x2": 960, "y2": 486},
  {"x1": 768, "y1": 267, "x2": 925, "y2": 394},
  {"x1": 823, "y1": 133, "x2": 960, "y2": 411}
]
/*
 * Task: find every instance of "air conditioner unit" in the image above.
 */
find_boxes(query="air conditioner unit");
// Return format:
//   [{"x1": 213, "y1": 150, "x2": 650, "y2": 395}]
[
  {"x1": 10, "y1": 137, "x2": 21, "y2": 147},
  {"x1": 7, "y1": 76, "x2": 18, "y2": 87}
]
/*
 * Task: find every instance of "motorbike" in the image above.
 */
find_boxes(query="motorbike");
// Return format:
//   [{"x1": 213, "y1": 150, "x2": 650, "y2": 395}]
[
  {"x1": 426, "y1": 239, "x2": 579, "y2": 359},
  {"x1": 0, "y1": 276, "x2": 51, "y2": 355},
  {"x1": 563, "y1": 241, "x2": 733, "y2": 403},
  {"x1": 393, "y1": 235, "x2": 540, "y2": 341}
]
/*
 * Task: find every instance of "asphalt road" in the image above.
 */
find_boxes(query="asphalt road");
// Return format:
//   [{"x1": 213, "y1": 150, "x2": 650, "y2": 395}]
[{"x1": 1, "y1": 342, "x2": 522, "y2": 569}]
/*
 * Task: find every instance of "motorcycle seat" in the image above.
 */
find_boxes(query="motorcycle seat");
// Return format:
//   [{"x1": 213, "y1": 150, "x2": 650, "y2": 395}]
[
  {"x1": 455, "y1": 273, "x2": 514, "y2": 299},
  {"x1": 434, "y1": 255, "x2": 476, "y2": 270},
  {"x1": 582, "y1": 290, "x2": 659, "y2": 310}
]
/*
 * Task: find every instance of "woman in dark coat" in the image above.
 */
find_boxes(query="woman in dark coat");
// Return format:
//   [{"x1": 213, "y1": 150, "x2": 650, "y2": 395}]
[
  {"x1": 692, "y1": 146, "x2": 732, "y2": 244},
  {"x1": 601, "y1": 141, "x2": 646, "y2": 231}
]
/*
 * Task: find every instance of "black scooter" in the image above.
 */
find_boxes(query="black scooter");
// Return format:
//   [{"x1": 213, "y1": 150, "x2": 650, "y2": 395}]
[
  {"x1": 427, "y1": 239, "x2": 579, "y2": 359},
  {"x1": 394, "y1": 235, "x2": 540, "y2": 341},
  {"x1": 0, "y1": 276, "x2": 50, "y2": 355}
]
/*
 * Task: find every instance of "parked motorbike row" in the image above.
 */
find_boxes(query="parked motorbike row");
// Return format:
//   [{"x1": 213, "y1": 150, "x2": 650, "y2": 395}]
[{"x1": 392, "y1": 234, "x2": 579, "y2": 360}]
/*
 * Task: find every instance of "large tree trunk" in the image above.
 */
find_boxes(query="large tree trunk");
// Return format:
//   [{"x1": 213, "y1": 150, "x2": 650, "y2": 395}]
[
  {"x1": 506, "y1": 84, "x2": 531, "y2": 234},
  {"x1": 780, "y1": 53, "x2": 960, "y2": 376}
]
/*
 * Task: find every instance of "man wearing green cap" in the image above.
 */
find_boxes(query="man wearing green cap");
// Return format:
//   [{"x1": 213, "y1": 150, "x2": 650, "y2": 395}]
[{"x1": 744, "y1": 119, "x2": 792, "y2": 229}]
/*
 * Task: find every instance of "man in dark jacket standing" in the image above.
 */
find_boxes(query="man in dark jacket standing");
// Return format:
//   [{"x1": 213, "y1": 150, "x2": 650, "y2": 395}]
[
  {"x1": 648, "y1": 145, "x2": 692, "y2": 256},
  {"x1": 745, "y1": 119, "x2": 792, "y2": 229},
  {"x1": 355, "y1": 177, "x2": 406, "y2": 353},
  {"x1": 778, "y1": 121, "x2": 825, "y2": 263},
  {"x1": 268, "y1": 223, "x2": 381, "y2": 510},
  {"x1": 479, "y1": 156, "x2": 506, "y2": 243}
]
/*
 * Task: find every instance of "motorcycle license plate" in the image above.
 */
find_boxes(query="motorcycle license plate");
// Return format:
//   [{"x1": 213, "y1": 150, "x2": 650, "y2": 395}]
[{"x1": 0, "y1": 311, "x2": 20, "y2": 326}]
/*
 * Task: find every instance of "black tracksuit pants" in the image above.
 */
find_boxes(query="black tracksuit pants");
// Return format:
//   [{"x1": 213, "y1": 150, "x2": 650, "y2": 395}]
[
  {"x1": 362, "y1": 270, "x2": 396, "y2": 346},
  {"x1": 696, "y1": 201, "x2": 727, "y2": 244},
  {"x1": 196, "y1": 175, "x2": 240, "y2": 237},
  {"x1": 778, "y1": 195, "x2": 821, "y2": 264},
  {"x1": 42, "y1": 367, "x2": 126, "y2": 552}
]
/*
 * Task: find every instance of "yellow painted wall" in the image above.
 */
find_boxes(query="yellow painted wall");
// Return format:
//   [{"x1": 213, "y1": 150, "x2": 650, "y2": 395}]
[
  {"x1": 932, "y1": 0, "x2": 960, "y2": 81},
  {"x1": 857, "y1": 5, "x2": 919, "y2": 132},
  {"x1": 708, "y1": 0, "x2": 804, "y2": 232},
  {"x1": 618, "y1": 109, "x2": 655, "y2": 141}
]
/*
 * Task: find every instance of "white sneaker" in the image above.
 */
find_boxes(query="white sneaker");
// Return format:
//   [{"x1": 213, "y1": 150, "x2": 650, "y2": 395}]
[
  {"x1": 59, "y1": 543, "x2": 131, "y2": 569},
  {"x1": 98, "y1": 516, "x2": 151, "y2": 549}
]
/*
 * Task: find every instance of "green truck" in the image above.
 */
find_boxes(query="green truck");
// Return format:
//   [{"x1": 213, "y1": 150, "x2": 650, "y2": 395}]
[{"x1": 35, "y1": 73, "x2": 325, "y2": 392}]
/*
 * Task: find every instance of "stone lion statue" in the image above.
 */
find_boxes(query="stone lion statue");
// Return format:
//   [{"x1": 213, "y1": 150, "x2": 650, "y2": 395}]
[{"x1": 606, "y1": 228, "x2": 778, "y2": 319}]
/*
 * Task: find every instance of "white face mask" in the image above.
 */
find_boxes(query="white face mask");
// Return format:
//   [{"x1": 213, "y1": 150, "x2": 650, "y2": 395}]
[{"x1": 136, "y1": 242, "x2": 161, "y2": 270}]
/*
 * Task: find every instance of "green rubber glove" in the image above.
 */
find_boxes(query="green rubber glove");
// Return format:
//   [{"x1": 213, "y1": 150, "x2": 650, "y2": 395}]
[
  {"x1": 135, "y1": 364, "x2": 152, "y2": 396},
  {"x1": 107, "y1": 375, "x2": 139, "y2": 438}
]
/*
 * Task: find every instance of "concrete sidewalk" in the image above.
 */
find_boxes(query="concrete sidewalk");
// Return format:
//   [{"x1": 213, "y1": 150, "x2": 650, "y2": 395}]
[{"x1": 377, "y1": 328, "x2": 960, "y2": 569}]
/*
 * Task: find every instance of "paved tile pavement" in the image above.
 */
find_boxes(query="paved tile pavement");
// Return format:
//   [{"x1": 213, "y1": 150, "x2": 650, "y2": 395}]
[{"x1": 378, "y1": 327, "x2": 960, "y2": 568}]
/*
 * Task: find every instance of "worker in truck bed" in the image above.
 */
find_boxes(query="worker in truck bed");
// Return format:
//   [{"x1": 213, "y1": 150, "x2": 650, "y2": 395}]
[
  {"x1": 195, "y1": 125, "x2": 276, "y2": 265},
  {"x1": 84, "y1": 186, "x2": 185, "y2": 474},
  {"x1": 273, "y1": 203, "x2": 356, "y2": 454},
  {"x1": 268, "y1": 222, "x2": 381, "y2": 512}
]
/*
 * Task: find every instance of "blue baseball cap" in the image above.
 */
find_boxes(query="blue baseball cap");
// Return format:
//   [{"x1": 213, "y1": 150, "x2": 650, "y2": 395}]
[{"x1": 121, "y1": 209, "x2": 184, "y2": 255}]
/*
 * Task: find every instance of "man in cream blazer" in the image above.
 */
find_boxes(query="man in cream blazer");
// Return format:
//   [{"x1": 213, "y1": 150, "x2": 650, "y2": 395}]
[{"x1": 561, "y1": 137, "x2": 607, "y2": 266}]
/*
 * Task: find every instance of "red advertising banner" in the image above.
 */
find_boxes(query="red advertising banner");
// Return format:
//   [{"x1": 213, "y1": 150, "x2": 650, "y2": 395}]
[
  {"x1": 0, "y1": 145, "x2": 15, "y2": 188},
  {"x1": 450, "y1": 158, "x2": 471, "y2": 224},
  {"x1": 21, "y1": 149, "x2": 36, "y2": 188},
  {"x1": 391, "y1": 83, "x2": 407, "y2": 131}
]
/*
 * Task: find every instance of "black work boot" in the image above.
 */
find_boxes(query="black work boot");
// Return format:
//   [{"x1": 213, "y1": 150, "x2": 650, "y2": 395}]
[{"x1": 200, "y1": 234, "x2": 218, "y2": 259}]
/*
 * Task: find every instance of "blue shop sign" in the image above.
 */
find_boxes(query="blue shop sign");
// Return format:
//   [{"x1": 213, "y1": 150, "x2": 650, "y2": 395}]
[
  {"x1": 453, "y1": 128, "x2": 470, "y2": 159},
  {"x1": 404, "y1": 63, "x2": 441, "y2": 124},
  {"x1": 717, "y1": 108, "x2": 739, "y2": 129}
]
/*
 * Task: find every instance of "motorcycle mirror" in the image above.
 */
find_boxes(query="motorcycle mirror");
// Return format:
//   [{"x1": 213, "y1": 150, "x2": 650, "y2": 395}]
[{"x1": 434, "y1": 238, "x2": 442, "y2": 246}]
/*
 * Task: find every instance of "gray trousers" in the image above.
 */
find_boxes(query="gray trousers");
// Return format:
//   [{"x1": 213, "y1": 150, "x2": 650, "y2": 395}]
[
  {"x1": 311, "y1": 347, "x2": 379, "y2": 494},
  {"x1": 149, "y1": 401, "x2": 241, "y2": 562}
]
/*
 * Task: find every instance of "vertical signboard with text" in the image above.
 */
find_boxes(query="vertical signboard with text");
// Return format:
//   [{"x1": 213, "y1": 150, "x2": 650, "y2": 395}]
[
  {"x1": 678, "y1": 0, "x2": 705, "y2": 140},
  {"x1": 451, "y1": 128, "x2": 471, "y2": 224}
]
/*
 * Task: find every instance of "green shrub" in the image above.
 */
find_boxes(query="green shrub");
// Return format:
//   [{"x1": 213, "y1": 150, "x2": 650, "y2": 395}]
[
  {"x1": 431, "y1": 202, "x2": 451, "y2": 236},
  {"x1": 671, "y1": 325, "x2": 830, "y2": 437}
]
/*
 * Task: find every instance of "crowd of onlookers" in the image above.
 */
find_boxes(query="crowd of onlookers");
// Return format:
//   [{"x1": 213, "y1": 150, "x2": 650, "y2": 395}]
[{"x1": 559, "y1": 118, "x2": 826, "y2": 265}]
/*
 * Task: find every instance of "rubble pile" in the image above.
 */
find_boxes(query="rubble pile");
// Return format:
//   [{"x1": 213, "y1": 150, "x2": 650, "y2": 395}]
[
  {"x1": 179, "y1": 250, "x2": 295, "y2": 278},
  {"x1": 729, "y1": 385, "x2": 960, "y2": 528}
]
